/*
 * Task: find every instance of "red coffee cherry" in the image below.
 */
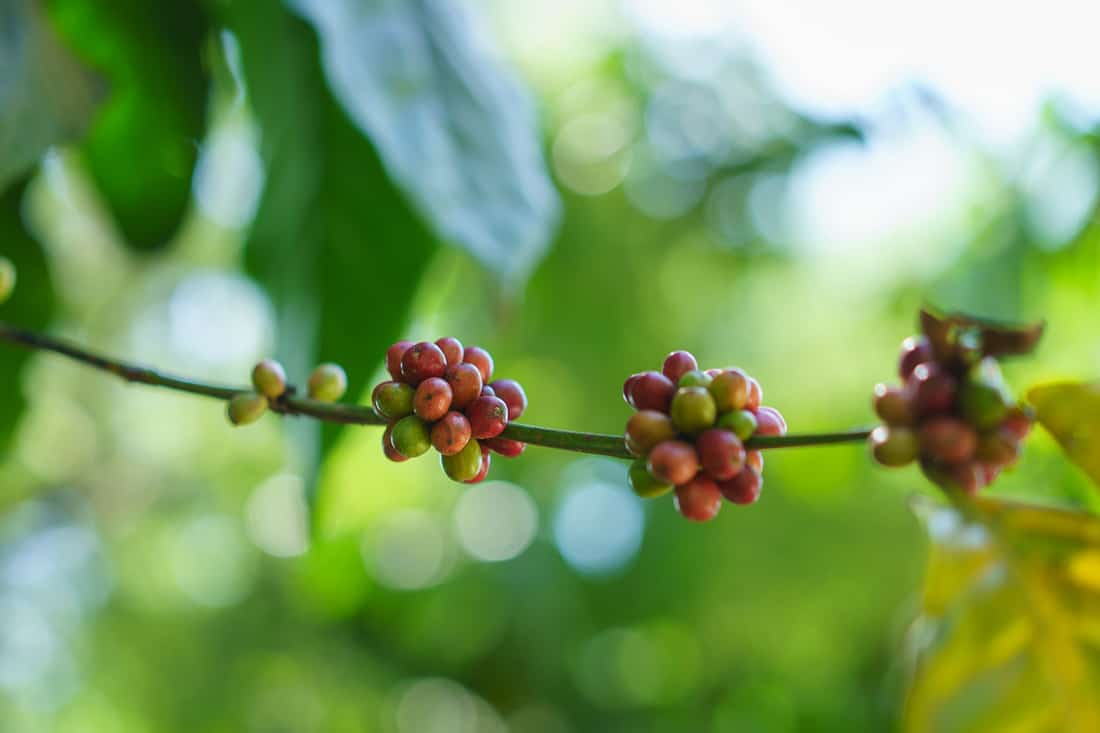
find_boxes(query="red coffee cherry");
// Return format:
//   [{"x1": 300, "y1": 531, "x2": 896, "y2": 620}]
[
  {"x1": 908, "y1": 363, "x2": 957, "y2": 417},
  {"x1": 718, "y1": 468, "x2": 761, "y2": 505},
  {"x1": 467, "y1": 395, "x2": 509, "y2": 439},
  {"x1": 629, "y1": 371, "x2": 676, "y2": 413},
  {"x1": 435, "y1": 337, "x2": 464, "y2": 366},
  {"x1": 623, "y1": 373, "x2": 644, "y2": 407},
  {"x1": 647, "y1": 440, "x2": 699, "y2": 485},
  {"x1": 490, "y1": 379, "x2": 527, "y2": 420},
  {"x1": 413, "y1": 377, "x2": 453, "y2": 422},
  {"x1": 919, "y1": 416, "x2": 977, "y2": 464},
  {"x1": 625, "y1": 410, "x2": 676, "y2": 455},
  {"x1": 975, "y1": 426, "x2": 1020, "y2": 466},
  {"x1": 662, "y1": 351, "x2": 698, "y2": 383},
  {"x1": 899, "y1": 336, "x2": 933, "y2": 381},
  {"x1": 462, "y1": 346, "x2": 494, "y2": 383},
  {"x1": 480, "y1": 385, "x2": 496, "y2": 397},
  {"x1": 464, "y1": 445, "x2": 492, "y2": 484},
  {"x1": 753, "y1": 406, "x2": 787, "y2": 437},
  {"x1": 445, "y1": 363, "x2": 483, "y2": 410},
  {"x1": 745, "y1": 450, "x2": 763, "y2": 473},
  {"x1": 745, "y1": 377, "x2": 762, "y2": 410},
  {"x1": 484, "y1": 436, "x2": 526, "y2": 457},
  {"x1": 401, "y1": 341, "x2": 448, "y2": 385},
  {"x1": 386, "y1": 340, "x2": 414, "y2": 381},
  {"x1": 1001, "y1": 408, "x2": 1032, "y2": 441},
  {"x1": 382, "y1": 424, "x2": 408, "y2": 463},
  {"x1": 430, "y1": 411, "x2": 472, "y2": 456},
  {"x1": 873, "y1": 383, "x2": 914, "y2": 425},
  {"x1": 696, "y1": 429, "x2": 746, "y2": 481},
  {"x1": 674, "y1": 476, "x2": 723, "y2": 522}
]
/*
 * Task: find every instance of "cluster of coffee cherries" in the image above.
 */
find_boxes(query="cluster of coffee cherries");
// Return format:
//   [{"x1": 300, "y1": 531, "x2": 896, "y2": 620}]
[
  {"x1": 227, "y1": 359, "x2": 348, "y2": 425},
  {"x1": 870, "y1": 336, "x2": 1032, "y2": 493},
  {"x1": 622, "y1": 351, "x2": 787, "y2": 522},
  {"x1": 372, "y1": 339, "x2": 527, "y2": 484}
]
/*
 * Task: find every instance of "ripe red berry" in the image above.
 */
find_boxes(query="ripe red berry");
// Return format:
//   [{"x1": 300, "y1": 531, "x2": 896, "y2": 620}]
[
  {"x1": 444, "y1": 363, "x2": 483, "y2": 410},
  {"x1": 718, "y1": 468, "x2": 762, "y2": 505},
  {"x1": 484, "y1": 436, "x2": 526, "y2": 457},
  {"x1": 430, "y1": 411, "x2": 472, "y2": 455},
  {"x1": 462, "y1": 346, "x2": 494, "y2": 383},
  {"x1": 753, "y1": 406, "x2": 786, "y2": 437},
  {"x1": 647, "y1": 440, "x2": 699, "y2": 485},
  {"x1": 908, "y1": 363, "x2": 957, "y2": 417},
  {"x1": 435, "y1": 337, "x2": 464, "y2": 366},
  {"x1": 674, "y1": 476, "x2": 723, "y2": 522},
  {"x1": 872, "y1": 383, "x2": 914, "y2": 425},
  {"x1": 629, "y1": 371, "x2": 676, "y2": 413},
  {"x1": 899, "y1": 336, "x2": 933, "y2": 381},
  {"x1": 489, "y1": 379, "x2": 527, "y2": 420},
  {"x1": 623, "y1": 373, "x2": 644, "y2": 407},
  {"x1": 413, "y1": 377, "x2": 453, "y2": 421},
  {"x1": 697, "y1": 429, "x2": 746, "y2": 481},
  {"x1": 919, "y1": 416, "x2": 977, "y2": 464},
  {"x1": 467, "y1": 395, "x2": 509, "y2": 439},
  {"x1": 746, "y1": 377, "x2": 762, "y2": 410},
  {"x1": 746, "y1": 450, "x2": 763, "y2": 473},
  {"x1": 401, "y1": 341, "x2": 448, "y2": 385},
  {"x1": 382, "y1": 424, "x2": 409, "y2": 462},
  {"x1": 625, "y1": 410, "x2": 676, "y2": 455},
  {"x1": 704, "y1": 368, "x2": 722, "y2": 378},
  {"x1": 1001, "y1": 408, "x2": 1032, "y2": 441},
  {"x1": 709, "y1": 369, "x2": 750, "y2": 412},
  {"x1": 662, "y1": 351, "x2": 698, "y2": 383},
  {"x1": 480, "y1": 385, "x2": 496, "y2": 396},
  {"x1": 386, "y1": 340, "x2": 414, "y2": 380},
  {"x1": 464, "y1": 446, "x2": 492, "y2": 484}
]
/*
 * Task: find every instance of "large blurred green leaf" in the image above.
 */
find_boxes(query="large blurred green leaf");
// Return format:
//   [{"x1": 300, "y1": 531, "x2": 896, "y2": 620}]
[
  {"x1": 47, "y1": 0, "x2": 207, "y2": 250},
  {"x1": 1028, "y1": 382, "x2": 1100, "y2": 489},
  {"x1": 0, "y1": 178, "x2": 54, "y2": 453},
  {"x1": 0, "y1": 0, "x2": 101, "y2": 191},
  {"x1": 224, "y1": 1, "x2": 437, "y2": 511},
  {"x1": 289, "y1": 0, "x2": 560, "y2": 282},
  {"x1": 905, "y1": 498, "x2": 1100, "y2": 732}
]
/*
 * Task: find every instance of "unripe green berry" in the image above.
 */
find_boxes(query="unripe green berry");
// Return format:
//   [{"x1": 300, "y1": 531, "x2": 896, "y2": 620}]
[
  {"x1": 872, "y1": 383, "x2": 913, "y2": 425},
  {"x1": 709, "y1": 369, "x2": 750, "y2": 412},
  {"x1": 669, "y1": 387, "x2": 717, "y2": 434},
  {"x1": 227, "y1": 392, "x2": 268, "y2": 426},
  {"x1": 628, "y1": 458, "x2": 673, "y2": 498},
  {"x1": 390, "y1": 415, "x2": 431, "y2": 458},
  {"x1": 308, "y1": 363, "x2": 347, "y2": 401},
  {"x1": 716, "y1": 409, "x2": 757, "y2": 440},
  {"x1": 869, "y1": 425, "x2": 918, "y2": 467},
  {"x1": 959, "y1": 380, "x2": 1009, "y2": 430},
  {"x1": 372, "y1": 380, "x2": 415, "y2": 420},
  {"x1": 441, "y1": 437, "x2": 483, "y2": 481},
  {"x1": 251, "y1": 359, "x2": 287, "y2": 399},
  {"x1": 0, "y1": 257, "x2": 15, "y2": 304},
  {"x1": 678, "y1": 370, "x2": 713, "y2": 388}
]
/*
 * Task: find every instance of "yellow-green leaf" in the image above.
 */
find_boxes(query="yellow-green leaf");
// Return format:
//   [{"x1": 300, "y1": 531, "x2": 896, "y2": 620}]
[
  {"x1": 1028, "y1": 382, "x2": 1100, "y2": 488},
  {"x1": 905, "y1": 497, "x2": 1100, "y2": 733}
]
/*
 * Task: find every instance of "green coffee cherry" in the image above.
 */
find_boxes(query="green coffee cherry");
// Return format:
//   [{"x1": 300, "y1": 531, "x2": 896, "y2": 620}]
[
  {"x1": 442, "y1": 437, "x2": 483, "y2": 481},
  {"x1": 227, "y1": 392, "x2": 268, "y2": 426},
  {"x1": 0, "y1": 257, "x2": 14, "y2": 304},
  {"x1": 869, "y1": 425, "x2": 918, "y2": 467},
  {"x1": 628, "y1": 458, "x2": 673, "y2": 498},
  {"x1": 678, "y1": 370, "x2": 713, "y2": 388},
  {"x1": 716, "y1": 409, "x2": 757, "y2": 440},
  {"x1": 372, "y1": 380, "x2": 415, "y2": 420},
  {"x1": 669, "y1": 386, "x2": 717, "y2": 434},
  {"x1": 308, "y1": 363, "x2": 347, "y2": 402},
  {"x1": 959, "y1": 379, "x2": 1009, "y2": 430},
  {"x1": 390, "y1": 415, "x2": 431, "y2": 458},
  {"x1": 251, "y1": 359, "x2": 288, "y2": 399}
]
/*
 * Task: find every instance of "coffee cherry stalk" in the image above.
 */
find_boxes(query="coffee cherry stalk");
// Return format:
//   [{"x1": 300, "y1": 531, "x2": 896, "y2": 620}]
[{"x1": 0, "y1": 259, "x2": 1042, "y2": 522}]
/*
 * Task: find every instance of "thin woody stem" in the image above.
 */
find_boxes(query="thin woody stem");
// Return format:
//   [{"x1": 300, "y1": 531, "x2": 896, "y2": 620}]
[{"x1": 0, "y1": 321, "x2": 872, "y2": 459}]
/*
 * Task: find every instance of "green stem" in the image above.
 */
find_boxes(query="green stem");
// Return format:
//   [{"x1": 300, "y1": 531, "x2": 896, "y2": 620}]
[{"x1": 0, "y1": 321, "x2": 873, "y2": 459}]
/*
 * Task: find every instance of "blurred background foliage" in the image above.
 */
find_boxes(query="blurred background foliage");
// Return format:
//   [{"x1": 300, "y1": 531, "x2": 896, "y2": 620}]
[{"x1": 2, "y1": 0, "x2": 1100, "y2": 730}]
